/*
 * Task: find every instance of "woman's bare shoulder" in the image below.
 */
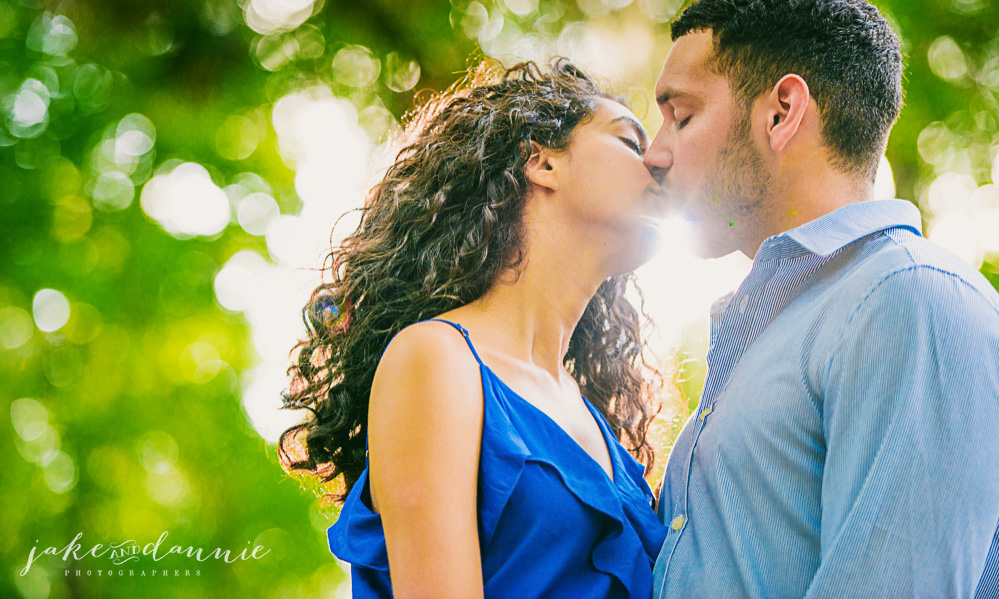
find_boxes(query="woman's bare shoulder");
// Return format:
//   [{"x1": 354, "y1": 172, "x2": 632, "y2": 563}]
[
  {"x1": 367, "y1": 319, "x2": 486, "y2": 512},
  {"x1": 370, "y1": 319, "x2": 484, "y2": 418},
  {"x1": 380, "y1": 320, "x2": 479, "y2": 372}
]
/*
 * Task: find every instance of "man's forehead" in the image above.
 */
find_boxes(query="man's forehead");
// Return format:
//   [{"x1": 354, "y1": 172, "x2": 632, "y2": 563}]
[{"x1": 656, "y1": 31, "x2": 718, "y2": 104}]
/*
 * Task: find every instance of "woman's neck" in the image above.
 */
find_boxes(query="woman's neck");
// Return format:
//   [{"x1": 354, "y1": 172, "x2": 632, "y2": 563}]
[{"x1": 461, "y1": 224, "x2": 607, "y2": 378}]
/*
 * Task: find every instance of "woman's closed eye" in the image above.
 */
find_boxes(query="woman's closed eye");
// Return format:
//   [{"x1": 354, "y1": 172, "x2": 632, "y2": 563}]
[{"x1": 620, "y1": 137, "x2": 645, "y2": 156}]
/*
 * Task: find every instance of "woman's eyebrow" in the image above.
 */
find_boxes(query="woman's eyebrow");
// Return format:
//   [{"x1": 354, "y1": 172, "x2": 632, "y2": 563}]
[{"x1": 610, "y1": 115, "x2": 650, "y2": 146}]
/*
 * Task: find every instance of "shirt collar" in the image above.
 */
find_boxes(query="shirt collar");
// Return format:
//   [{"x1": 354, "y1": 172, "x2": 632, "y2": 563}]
[{"x1": 776, "y1": 199, "x2": 923, "y2": 258}]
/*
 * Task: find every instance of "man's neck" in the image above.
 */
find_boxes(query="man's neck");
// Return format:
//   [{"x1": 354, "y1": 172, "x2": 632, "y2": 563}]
[{"x1": 742, "y1": 169, "x2": 875, "y2": 258}]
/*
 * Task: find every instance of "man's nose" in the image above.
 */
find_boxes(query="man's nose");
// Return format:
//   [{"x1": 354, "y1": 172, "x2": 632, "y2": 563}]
[{"x1": 643, "y1": 130, "x2": 672, "y2": 183}]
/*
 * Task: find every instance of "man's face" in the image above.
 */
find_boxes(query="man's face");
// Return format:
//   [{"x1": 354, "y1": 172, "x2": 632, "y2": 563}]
[{"x1": 644, "y1": 30, "x2": 773, "y2": 258}]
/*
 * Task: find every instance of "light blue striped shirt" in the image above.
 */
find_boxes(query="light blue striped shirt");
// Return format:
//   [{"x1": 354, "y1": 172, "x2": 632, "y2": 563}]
[{"x1": 653, "y1": 199, "x2": 999, "y2": 599}]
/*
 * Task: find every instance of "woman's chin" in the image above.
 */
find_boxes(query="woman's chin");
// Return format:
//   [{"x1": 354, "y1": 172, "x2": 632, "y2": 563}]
[{"x1": 606, "y1": 223, "x2": 664, "y2": 276}]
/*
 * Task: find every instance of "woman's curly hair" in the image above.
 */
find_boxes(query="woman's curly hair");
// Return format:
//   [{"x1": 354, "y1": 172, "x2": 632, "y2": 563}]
[{"x1": 279, "y1": 58, "x2": 660, "y2": 501}]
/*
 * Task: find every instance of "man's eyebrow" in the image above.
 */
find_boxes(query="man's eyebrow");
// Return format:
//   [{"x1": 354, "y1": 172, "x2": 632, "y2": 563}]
[
  {"x1": 611, "y1": 115, "x2": 650, "y2": 145},
  {"x1": 655, "y1": 87, "x2": 693, "y2": 106}
]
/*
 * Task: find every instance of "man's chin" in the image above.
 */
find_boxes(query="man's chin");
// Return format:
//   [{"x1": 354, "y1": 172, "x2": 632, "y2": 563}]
[
  {"x1": 659, "y1": 194, "x2": 688, "y2": 220},
  {"x1": 688, "y1": 228, "x2": 740, "y2": 260}
]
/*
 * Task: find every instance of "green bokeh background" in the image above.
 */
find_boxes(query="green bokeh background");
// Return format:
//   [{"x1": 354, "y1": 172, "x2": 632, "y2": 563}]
[{"x1": 2, "y1": 0, "x2": 998, "y2": 597}]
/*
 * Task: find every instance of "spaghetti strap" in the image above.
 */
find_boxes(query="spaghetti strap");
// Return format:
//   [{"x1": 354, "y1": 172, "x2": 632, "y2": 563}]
[
  {"x1": 422, "y1": 318, "x2": 484, "y2": 366},
  {"x1": 367, "y1": 317, "x2": 481, "y2": 459},
  {"x1": 332, "y1": 318, "x2": 668, "y2": 599}
]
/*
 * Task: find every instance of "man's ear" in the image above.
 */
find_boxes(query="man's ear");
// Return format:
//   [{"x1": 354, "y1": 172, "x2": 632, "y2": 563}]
[
  {"x1": 765, "y1": 74, "x2": 810, "y2": 153},
  {"x1": 524, "y1": 141, "x2": 559, "y2": 192}
]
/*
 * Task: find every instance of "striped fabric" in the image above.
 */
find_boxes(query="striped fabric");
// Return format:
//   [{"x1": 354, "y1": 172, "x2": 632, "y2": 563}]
[
  {"x1": 652, "y1": 199, "x2": 999, "y2": 599},
  {"x1": 981, "y1": 527, "x2": 999, "y2": 599}
]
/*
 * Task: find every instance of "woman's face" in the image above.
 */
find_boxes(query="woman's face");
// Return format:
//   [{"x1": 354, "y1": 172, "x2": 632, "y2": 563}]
[{"x1": 544, "y1": 98, "x2": 666, "y2": 276}]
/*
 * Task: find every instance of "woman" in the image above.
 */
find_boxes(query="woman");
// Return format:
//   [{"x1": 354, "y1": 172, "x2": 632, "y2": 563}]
[{"x1": 281, "y1": 60, "x2": 668, "y2": 598}]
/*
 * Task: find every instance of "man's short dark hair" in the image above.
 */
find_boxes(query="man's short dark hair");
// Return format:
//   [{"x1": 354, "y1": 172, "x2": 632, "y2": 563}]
[{"x1": 672, "y1": 0, "x2": 903, "y2": 181}]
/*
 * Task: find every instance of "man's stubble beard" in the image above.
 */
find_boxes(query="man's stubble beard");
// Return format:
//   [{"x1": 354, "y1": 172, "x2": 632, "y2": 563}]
[{"x1": 694, "y1": 107, "x2": 774, "y2": 257}]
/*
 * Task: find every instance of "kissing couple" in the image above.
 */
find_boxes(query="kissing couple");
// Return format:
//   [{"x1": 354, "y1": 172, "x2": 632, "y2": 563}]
[{"x1": 280, "y1": 0, "x2": 999, "y2": 597}]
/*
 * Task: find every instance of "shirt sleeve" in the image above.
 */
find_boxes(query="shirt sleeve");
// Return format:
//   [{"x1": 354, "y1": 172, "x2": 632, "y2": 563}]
[{"x1": 804, "y1": 266, "x2": 999, "y2": 599}]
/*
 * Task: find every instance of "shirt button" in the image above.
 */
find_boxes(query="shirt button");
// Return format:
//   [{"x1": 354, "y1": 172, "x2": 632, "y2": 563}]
[
  {"x1": 671, "y1": 515, "x2": 686, "y2": 531},
  {"x1": 739, "y1": 296, "x2": 749, "y2": 313}
]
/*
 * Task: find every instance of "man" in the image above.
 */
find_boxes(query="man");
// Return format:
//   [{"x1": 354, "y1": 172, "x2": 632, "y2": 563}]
[{"x1": 643, "y1": 1, "x2": 999, "y2": 597}]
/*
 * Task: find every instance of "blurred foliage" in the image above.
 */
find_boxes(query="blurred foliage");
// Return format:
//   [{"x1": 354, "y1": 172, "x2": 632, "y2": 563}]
[{"x1": 1, "y1": 0, "x2": 998, "y2": 597}]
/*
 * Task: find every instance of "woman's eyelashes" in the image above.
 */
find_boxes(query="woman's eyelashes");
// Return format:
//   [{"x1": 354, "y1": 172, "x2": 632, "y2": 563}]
[{"x1": 620, "y1": 137, "x2": 645, "y2": 155}]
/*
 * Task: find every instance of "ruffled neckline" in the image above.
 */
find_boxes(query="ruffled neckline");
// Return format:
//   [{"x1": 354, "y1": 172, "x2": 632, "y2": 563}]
[
  {"x1": 476, "y1": 365, "x2": 658, "y2": 593},
  {"x1": 481, "y1": 363, "x2": 649, "y2": 496},
  {"x1": 327, "y1": 363, "x2": 665, "y2": 596}
]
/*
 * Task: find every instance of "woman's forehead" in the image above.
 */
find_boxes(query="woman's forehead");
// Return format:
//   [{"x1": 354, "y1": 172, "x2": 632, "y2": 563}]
[
  {"x1": 590, "y1": 97, "x2": 630, "y2": 118},
  {"x1": 587, "y1": 98, "x2": 648, "y2": 138}
]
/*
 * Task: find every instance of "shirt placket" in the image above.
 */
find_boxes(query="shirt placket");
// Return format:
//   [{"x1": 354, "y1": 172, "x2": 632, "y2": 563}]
[
  {"x1": 655, "y1": 205, "x2": 928, "y2": 596},
  {"x1": 659, "y1": 258, "x2": 779, "y2": 582}
]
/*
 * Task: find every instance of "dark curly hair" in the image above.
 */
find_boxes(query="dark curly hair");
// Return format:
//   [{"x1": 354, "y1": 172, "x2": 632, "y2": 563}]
[
  {"x1": 672, "y1": 0, "x2": 903, "y2": 181},
  {"x1": 279, "y1": 59, "x2": 660, "y2": 502}
]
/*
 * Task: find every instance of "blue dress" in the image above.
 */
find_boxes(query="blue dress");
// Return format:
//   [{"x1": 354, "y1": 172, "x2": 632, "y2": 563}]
[{"x1": 328, "y1": 319, "x2": 667, "y2": 598}]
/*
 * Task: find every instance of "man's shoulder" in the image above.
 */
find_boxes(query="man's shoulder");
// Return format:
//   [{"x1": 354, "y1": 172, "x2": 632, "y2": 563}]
[
  {"x1": 799, "y1": 227, "x2": 999, "y2": 358},
  {"x1": 835, "y1": 227, "x2": 999, "y2": 315},
  {"x1": 803, "y1": 227, "x2": 999, "y2": 388}
]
